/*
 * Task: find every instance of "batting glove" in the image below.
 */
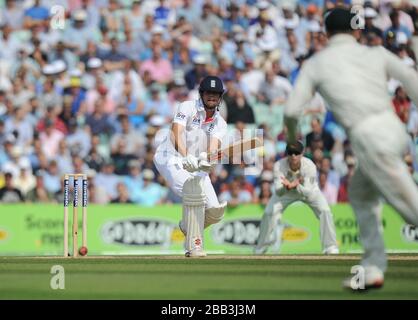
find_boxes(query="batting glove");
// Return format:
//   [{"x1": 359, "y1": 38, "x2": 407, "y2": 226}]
[
  {"x1": 198, "y1": 152, "x2": 213, "y2": 173},
  {"x1": 182, "y1": 154, "x2": 199, "y2": 172}
]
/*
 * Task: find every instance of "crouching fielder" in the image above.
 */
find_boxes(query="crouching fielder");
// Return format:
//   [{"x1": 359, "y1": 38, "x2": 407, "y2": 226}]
[
  {"x1": 255, "y1": 141, "x2": 339, "y2": 254},
  {"x1": 154, "y1": 76, "x2": 227, "y2": 257}
]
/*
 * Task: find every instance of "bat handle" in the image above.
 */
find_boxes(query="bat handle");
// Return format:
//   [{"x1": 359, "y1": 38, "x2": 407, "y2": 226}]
[{"x1": 198, "y1": 159, "x2": 212, "y2": 173}]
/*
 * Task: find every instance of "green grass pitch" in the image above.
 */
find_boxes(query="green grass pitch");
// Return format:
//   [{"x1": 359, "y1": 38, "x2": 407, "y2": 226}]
[{"x1": 1, "y1": 255, "x2": 418, "y2": 300}]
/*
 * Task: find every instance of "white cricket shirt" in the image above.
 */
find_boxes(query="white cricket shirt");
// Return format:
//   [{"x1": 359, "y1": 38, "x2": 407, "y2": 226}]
[{"x1": 155, "y1": 99, "x2": 227, "y2": 165}]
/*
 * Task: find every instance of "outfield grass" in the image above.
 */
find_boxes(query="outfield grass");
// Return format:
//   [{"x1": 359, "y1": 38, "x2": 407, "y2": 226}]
[{"x1": 1, "y1": 255, "x2": 418, "y2": 300}]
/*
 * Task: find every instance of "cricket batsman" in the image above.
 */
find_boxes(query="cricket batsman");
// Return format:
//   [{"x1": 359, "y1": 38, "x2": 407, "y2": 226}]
[
  {"x1": 255, "y1": 141, "x2": 339, "y2": 255},
  {"x1": 154, "y1": 76, "x2": 228, "y2": 257},
  {"x1": 284, "y1": 8, "x2": 418, "y2": 289}
]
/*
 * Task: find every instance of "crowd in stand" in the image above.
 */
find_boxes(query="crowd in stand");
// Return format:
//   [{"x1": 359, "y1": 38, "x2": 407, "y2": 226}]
[{"x1": 0, "y1": 0, "x2": 417, "y2": 206}]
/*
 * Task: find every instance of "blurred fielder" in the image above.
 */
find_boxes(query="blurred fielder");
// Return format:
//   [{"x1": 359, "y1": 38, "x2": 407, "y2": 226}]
[
  {"x1": 255, "y1": 141, "x2": 339, "y2": 255},
  {"x1": 154, "y1": 76, "x2": 227, "y2": 257},
  {"x1": 284, "y1": 8, "x2": 418, "y2": 289}
]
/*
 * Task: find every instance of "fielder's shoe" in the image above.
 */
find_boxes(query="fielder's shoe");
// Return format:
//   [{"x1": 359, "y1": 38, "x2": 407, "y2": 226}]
[
  {"x1": 342, "y1": 265, "x2": 384, "y2": 291},
  {"x1": 185, "y1": 249, "x2": 207, "y2": 258},
  {"x1": 323, "y1": 245, "x2": 339, "y2": 255},
  {"x1": 253, "y1": 246, "x2": 268, "y2": 255}
]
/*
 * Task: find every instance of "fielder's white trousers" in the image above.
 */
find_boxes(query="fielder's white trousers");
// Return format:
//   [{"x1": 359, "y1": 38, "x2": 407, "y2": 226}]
[
  {"x1": 153, "y1": 154, "x2": 220, "y2": 209},
  {"x1": 256, "y1": 190, "x2": 338, "y2": 253},
  {"x1": 349, "y1": 111, "x2": 418, "y2": 273}
]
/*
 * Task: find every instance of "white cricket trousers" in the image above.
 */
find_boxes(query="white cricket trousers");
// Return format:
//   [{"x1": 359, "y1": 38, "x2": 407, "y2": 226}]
[
  {"x1": 349, "y1": 111, "x2": 418, "y2": 273},
  {"x1": 153, "y1": 154, "x2": 220, "y2": 209},
  {"x1": 256, "y1": 190, "x2": 338, "y2": 252}
]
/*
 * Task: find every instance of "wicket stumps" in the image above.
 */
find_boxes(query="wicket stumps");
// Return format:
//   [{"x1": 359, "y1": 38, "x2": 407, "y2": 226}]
[{"x1": 63, "y1": 174, "x2": 88, "y2": 257}]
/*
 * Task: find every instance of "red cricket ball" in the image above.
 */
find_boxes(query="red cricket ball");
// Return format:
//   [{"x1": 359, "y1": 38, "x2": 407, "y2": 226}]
[{"x1": 79, "y1": 246, "x2": 88, "y2": 256}]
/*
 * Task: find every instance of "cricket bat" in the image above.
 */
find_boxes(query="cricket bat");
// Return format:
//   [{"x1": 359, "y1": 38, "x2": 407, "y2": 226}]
[{"x1": 208, "y1": 137, "x2": 262, "y2": 163}]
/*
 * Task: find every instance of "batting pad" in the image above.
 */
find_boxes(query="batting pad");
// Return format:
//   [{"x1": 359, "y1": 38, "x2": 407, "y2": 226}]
[
  {"x1": 204, "y1": 201, "x2": 227, "y2": 228},
  {"x1": 182, "y1": 176, "x2": 206, "y2": 252}
]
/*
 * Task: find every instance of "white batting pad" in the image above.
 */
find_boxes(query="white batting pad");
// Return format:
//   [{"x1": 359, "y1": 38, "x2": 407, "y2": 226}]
[
  {"x1": 204, "y1": 201, "x2": 227, "y2": 228},
  {"x1": 182, "y1": 176, "x2": 206, "y2": 253}
]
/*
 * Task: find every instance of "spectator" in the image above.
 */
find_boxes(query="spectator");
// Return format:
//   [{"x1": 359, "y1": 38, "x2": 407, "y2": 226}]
[
  {"x1": 0, "y1": 24, "x2": 20, "y2": 63},
  {"x1": 64, "y1": 77, "x2": 87, "y2": 115},
  {"x1": 137, "y1": 14, "x2": 157, "y2": 49},
  {"x1": 55, "y1": 139, "x2": 73, "y2": 175},
  {"x1": 0, "y1": 172, "x2": 24, "y2": 203},
  {"x1": 39, "y1": 118, "x2": 64, "y2": 160},
  {"x1": 39, "y1": 79, "x2": 63, "y2": 112},
  {"x1": 248, "y1": 6, "x2": 280, "y2": 70},
  {"x1": 2, "y1": 145, "x2": 30, "y2": 178},
  {"x1": 124, "y1": 0, "x2": 145, "y2": 35},
  {"x1": 176, "y1": 0, "x2": 200, "y2": 23},
  {"x1": 154, "y1": 0, "x2": 175, "y2": 28},
  {"x1": 95, "y1": 161, "x2": 120, "y2": 200},
  {"x1": 319, "y1": 156, "x2": 340, "y2": 190},
  {"x1": 1, "y1": 0, "x2": 25, "y2": 30},
  {"x1": 219, "y1": 177, "x2": 253, "y2": 208},
  {"x1": 100, "y1": 0, "x2": 124, "y2": 35},
  {"x1": 102, "y1": 38, "x2": 127, "y2": 72},
  {"x1": 26, "y1": 173, "x2": 51, "y2": 202},
  {"x1": 111, "y1": 139, "x2": 136, "y2": 175},
  {"x1": 111, "y1": 182, "x2": 133, "y2": 204},
  {"x1": 136, "y1": 169, "x2": 167, "y2": 206},
  {"x1": 362, "y1": 7, "x2": 383, "y2": 43},
  {"x1": 85, "y1": 143, "x2": 106, "y2": 173},
  {"x1": 80, "y1": 42, "x2": 102, "y2": 66},
  {"x1": 306, "y1": 117, "x2": 335, "y2": 153},
  {"x1": 318, "y1": 170, "x2": 338, "y2": 205},
  {"x1": 71, "y1": 154, "x2": 90, "y2": 174},
  {"x1": 109, "y1": 59, "x2": 145, "y2": 105},
  {"x1": 111, "y1": 115, "x2": 146, "y2": 158},
  {"x1": 86, "y1": 171, "x2": 109, "y2": 204},
  {"x1": 124, "y1": 160, "x2": 144, "y2": 203},
  {"x1": 255, "y1": 171, "x2": 274, "y2": 206},
  {"x1": 49, "y1": 41, "x2": 78, "y2": 72},
  {"x1": 140, "y1": 44, "x2": 173, "y2": 84},
  {"x1": 143, "y1": 83, "x2": 172, "y2": 123},
  {"x1": 223, "y1": 4, "x2": 249, "y2": 35},
  {"x1": 85, "y1": 78, "x2": 115, "y2": 114},
  {"x1": 42, "y1": 160, "x2": 61, "y2": 195},
  {"x1": 405, "y1": 154, "x2": 418, "y2": 185},
  {"x1": 36, "y1": 105, "x2": 67, "y2": 135},
  {"x1": 392, "y1": 86, "x2": 411, "y2": 124},
  {"x1": 408, "y1": 102, "x2": 418, "y2": 139},
  {"x1": 257, "y1": 68, "x2": 293, "y2": 106},
  {"x1": 4, "y1": 105, "x2": 34, "y2": 149},
  {"x1": 114, "y1": 75, "x2": 146, "y2": 129},
  {"x1": 118, "y1": 28, "x2": 142, "y2": 61},
  {"x1": 66, "y1": 119, "x2": 91, "y2": 158},
  {"x1": 224, "y1": 89, "x2": 255, "y2": 124},
  {"x1": 192, "y1": 3, "x2": 222, "y2": 41},
  {"x1": 185, "y1": 54, "x2": 208, "y2": 90},
  {"x1": 85, "y1": 99, "x2": 114, "y2": 136},
  {"x1": 337, "y1": 156, "x2": 356, "y2": 202},
  {"x1": 13, "y1": 164, "x2": 36, "y2": 197},
  {"x1": 384, "y1": 10, "x2": 412, "y2": 45},
  {"x1": 23, "y1": 0, "x2": 49, "y2": 29},
  {"x1": 63, "y1": 10, "x2": 99, "y2": 54}
]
